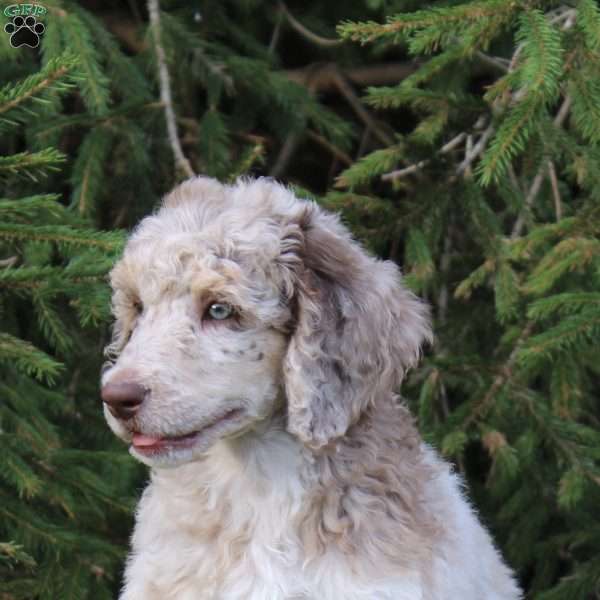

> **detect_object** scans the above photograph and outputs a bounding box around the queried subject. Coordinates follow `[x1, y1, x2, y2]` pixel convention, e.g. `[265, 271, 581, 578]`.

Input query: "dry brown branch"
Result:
[279, 3, 343, 48]
[328, 69, 394, 147]
[103, 13, 147, 53]
[307, 131, 353, 166]
[284, 62, 418, 92]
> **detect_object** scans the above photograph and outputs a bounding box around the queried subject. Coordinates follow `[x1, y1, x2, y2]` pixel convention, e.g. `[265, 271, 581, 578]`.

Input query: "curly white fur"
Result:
[102, 176, 522, 600]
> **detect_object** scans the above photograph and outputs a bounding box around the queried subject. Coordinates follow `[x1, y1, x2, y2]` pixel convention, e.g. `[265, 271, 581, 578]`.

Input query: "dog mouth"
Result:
[130, 408, 245, 455]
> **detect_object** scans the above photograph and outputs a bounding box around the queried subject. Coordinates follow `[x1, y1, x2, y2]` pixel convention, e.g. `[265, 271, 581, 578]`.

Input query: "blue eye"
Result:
[206, 302, 233, 320]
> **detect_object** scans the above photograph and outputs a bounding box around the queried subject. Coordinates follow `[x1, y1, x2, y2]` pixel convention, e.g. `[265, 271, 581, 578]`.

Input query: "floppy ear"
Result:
[281, 203, 432, 449]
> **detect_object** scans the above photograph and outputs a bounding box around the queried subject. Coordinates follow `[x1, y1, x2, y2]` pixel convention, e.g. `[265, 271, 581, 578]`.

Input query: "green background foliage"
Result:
[1, 0, 599, 598]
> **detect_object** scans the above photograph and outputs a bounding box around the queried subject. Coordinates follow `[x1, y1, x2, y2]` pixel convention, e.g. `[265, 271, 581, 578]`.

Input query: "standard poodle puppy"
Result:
[101, 177, 522, 600]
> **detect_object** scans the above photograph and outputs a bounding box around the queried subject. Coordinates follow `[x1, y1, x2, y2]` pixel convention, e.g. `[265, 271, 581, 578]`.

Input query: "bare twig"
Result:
[269, 133, 300, 178]
[382, 132, 467, 181]
[464, 134, 474, 178]
[508, 44, 524, 72]
[279, 3, 343, 48]
[147, 0, 195, 179]
[511, 96, 571, 238]
[306, 131, 353, 166]
[268, 9, 284, 55]
[475, 51, 510, 73]
[508, 164, 523, 195]
[329, 69, 394, 147]
[511, 172, 544, 238]
[549, 7, 577, 25]
[381, 160, 428, 181]
[355, 127, 372, 160]
[0, 256, 18, 268]
[456, 122, 494, 175]
[547, 160, 562, 222]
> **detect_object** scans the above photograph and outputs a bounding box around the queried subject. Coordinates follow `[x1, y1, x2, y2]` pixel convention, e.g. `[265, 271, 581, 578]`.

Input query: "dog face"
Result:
[102, 177, 431, 468]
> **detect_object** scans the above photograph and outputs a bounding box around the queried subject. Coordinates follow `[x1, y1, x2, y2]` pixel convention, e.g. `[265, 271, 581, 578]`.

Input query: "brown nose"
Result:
[101, 382, 146, 420]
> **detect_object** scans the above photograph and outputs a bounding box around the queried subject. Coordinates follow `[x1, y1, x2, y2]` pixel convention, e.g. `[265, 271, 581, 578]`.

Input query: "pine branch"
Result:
[0, 195, 65, 223]
[0, 53, 77, 118]
[61, 13, 111, 116]
[479, 9, 571, 186]
[32, 293, 74, 355]
[0, 333, 63, 383]
[0, 224, 124, 252]
[335, 145, 405, 187]
[70, 127, 113, 216]
[523, 237, 600, 296]
[0, 264, 111, 291]
[338, 1, 517, 44]
[0, 149, 66, 181]
[577, 0, 600, 52]
[527, 292, 600, 321]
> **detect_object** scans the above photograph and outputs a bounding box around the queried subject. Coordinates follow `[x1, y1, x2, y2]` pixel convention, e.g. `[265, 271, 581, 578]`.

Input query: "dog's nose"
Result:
[101, 382, 146, 420]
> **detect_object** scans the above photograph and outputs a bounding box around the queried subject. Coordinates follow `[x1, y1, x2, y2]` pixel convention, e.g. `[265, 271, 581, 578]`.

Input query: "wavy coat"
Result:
[102, 177, 522, 600]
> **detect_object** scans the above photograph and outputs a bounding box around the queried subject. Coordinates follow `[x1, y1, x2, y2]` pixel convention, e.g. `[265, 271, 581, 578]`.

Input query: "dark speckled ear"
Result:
[281, 202, 432, 449]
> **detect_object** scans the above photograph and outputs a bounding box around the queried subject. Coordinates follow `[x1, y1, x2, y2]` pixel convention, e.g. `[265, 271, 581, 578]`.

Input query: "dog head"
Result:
[101, 177, 431, 467]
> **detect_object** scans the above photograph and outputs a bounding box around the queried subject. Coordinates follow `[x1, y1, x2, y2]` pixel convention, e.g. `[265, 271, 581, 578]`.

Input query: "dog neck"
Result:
[151, 393, 440, 576]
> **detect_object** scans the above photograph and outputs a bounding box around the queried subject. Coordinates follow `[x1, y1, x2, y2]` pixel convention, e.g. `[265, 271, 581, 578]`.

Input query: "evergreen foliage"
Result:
[1, 0, 599, 597]
[0, 52, 134, 599]
[338, 3, 600, 597]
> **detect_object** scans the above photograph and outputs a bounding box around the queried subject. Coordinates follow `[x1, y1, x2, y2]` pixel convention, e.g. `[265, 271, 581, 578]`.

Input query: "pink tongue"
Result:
[132, 433, 162, 447]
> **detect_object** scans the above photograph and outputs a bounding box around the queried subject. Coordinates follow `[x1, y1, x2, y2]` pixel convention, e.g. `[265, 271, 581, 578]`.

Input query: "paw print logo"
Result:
[4, 15, 45, 48]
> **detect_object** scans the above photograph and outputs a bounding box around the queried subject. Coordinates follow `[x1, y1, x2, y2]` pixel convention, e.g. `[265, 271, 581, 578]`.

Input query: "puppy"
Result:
[102, 177, 521, 600]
